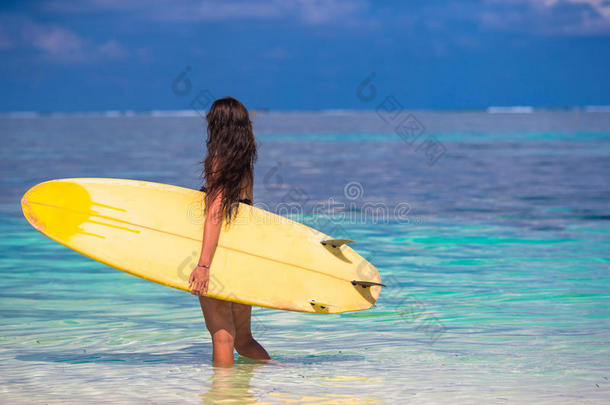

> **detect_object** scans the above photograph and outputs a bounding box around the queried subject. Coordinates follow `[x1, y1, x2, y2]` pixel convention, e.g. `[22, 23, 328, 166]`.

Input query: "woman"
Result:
[189, 97, 270, 366]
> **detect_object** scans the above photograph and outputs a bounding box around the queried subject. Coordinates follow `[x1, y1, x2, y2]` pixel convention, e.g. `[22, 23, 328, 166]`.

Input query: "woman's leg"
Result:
[231, 303, 270, 361]
[198, 296, 236, 367]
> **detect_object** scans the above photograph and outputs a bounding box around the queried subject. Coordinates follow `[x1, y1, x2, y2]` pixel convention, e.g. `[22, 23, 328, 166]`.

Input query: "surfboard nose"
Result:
[21, 182, 45, 231]
[21, 179, 96, 241]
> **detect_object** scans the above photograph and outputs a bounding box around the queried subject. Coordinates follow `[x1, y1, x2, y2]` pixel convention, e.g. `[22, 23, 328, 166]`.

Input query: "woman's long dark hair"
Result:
[202, 97, 257, 222]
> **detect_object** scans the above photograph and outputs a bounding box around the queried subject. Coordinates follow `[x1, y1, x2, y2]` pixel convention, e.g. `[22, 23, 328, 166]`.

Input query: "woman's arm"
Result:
[189, 189, 223, 296]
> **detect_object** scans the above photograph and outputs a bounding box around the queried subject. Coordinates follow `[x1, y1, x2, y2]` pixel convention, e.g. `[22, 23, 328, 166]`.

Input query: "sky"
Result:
[1, 0, 610, 112]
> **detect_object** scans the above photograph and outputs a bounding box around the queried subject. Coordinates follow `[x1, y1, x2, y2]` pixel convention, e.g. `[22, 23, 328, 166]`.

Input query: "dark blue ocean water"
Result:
[1, 111, 609, 403]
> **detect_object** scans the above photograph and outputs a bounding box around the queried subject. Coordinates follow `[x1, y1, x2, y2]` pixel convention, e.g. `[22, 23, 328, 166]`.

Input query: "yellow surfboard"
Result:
[21, 178, 383, 313]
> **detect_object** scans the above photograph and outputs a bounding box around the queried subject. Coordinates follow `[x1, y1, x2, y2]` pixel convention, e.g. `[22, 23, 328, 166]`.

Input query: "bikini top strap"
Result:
[200, 185, 252, 205]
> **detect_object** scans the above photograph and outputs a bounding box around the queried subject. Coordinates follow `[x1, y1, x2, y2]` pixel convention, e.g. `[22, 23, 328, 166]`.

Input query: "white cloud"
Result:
[554, 0, 610, 33]
[97, 39, 128, 59]
[42, 0, 145, 13]
[0, 14, 130, 63]
[546, 0, 610, 18]
[22, 19, 86, 62]
[293, 0, 368, 25]
[150, 1, 285, 22]
[481, 0, 610, 34]
[41, 0, 370, 26]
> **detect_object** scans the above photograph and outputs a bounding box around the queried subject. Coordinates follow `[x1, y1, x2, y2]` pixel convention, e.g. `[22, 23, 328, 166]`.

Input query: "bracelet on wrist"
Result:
[197, 263, 210, 269]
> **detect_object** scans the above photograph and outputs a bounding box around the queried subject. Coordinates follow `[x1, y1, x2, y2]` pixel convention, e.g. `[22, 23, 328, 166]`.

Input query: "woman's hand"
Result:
[189, 265, 210, 296]
[192, 185, 222, 297]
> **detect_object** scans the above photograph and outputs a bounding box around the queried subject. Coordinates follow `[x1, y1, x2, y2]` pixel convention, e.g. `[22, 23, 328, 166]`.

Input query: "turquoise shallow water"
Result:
[1, 112, 609, 403]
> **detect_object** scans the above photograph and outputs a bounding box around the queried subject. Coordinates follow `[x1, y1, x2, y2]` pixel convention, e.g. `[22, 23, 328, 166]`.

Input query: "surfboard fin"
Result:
[309, 299, 331, 311]
[351, 280, 387, 288]
[320, 239, 354, 248]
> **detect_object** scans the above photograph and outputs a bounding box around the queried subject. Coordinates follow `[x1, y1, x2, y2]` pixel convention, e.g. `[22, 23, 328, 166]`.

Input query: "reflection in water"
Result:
[264, 392, 379, 404]
[199, 360, 380, 404]
[200, 361, 261, 404]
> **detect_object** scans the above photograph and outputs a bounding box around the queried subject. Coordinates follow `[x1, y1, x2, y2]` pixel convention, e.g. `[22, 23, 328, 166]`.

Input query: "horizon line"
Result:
[2, 105, 610, 118]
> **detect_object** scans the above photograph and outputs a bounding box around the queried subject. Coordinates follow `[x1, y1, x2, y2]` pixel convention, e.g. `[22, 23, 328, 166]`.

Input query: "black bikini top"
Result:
[199, 186, 252, 206]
